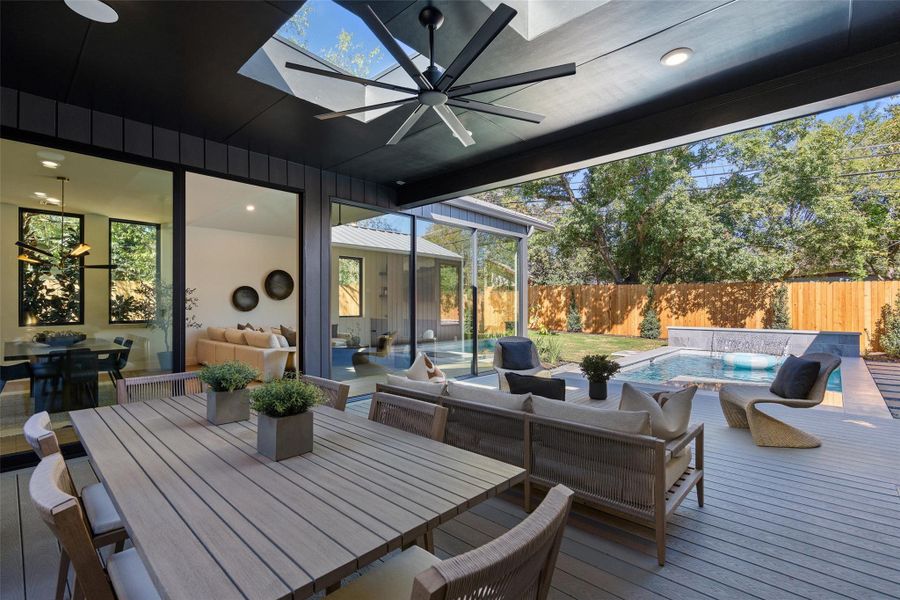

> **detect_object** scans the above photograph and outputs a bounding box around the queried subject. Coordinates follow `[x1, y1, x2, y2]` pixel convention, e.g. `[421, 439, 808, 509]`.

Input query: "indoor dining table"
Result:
[70, 395, 525, 599]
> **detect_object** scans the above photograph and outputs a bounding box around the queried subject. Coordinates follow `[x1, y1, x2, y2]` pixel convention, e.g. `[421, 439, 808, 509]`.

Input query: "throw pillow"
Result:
[280, 325, 297, 347]
[498, 340, 536, 370]
[385, 373, 446, 396]
[506, 373, 565, 401]
[244, 330, 278, 349]
[619, 382, 695, 440]
[207, 327, 226, 342]
[446, 380, 529, 411]
[529, 395, 651, 434]
[770, 355, 821, 399]
[274, 334, 290, 349]
[407, 352, 446, 382]
[224, 328, 245, 345]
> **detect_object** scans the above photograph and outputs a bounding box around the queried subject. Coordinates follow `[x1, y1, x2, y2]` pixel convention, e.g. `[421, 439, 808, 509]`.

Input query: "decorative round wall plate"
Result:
[265, 269, 294, 300]
[232, 286, 259, 311]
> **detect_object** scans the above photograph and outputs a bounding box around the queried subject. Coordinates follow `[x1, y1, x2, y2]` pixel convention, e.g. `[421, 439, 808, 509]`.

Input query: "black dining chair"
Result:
[63, 349, 99, 410]
[98, 339, 133, 385]
[31, 351, 66, 412]
[0, 361, 31, 395]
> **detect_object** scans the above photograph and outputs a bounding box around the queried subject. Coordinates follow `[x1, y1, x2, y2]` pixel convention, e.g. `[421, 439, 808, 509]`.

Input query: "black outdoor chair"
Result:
[0, 361, 31, 395]
[31, 351, 66, 412]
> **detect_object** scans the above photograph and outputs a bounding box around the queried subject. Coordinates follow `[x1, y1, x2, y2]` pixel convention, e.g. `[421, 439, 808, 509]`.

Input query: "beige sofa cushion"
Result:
[619, 382, 695, 440]
[385, 373, 446, 396]
[530, 395, 651, 435]
[446, 380, 529, 411]
[224, 328, 245, 345]
[207, 327, 227, 342]
[244, 330, 279, 349]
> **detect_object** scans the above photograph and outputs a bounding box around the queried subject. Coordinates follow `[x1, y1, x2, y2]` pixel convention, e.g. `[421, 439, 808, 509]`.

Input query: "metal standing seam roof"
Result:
[331, 225, 462, 260]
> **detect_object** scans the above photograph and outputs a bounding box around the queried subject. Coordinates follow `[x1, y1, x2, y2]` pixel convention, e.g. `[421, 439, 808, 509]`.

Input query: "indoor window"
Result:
[109, 219, 160, 323]
[338, 256, 363, 317]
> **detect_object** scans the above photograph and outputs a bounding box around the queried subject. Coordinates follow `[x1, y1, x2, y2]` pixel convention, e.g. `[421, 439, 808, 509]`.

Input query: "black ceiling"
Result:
[3, 0, 900, 205]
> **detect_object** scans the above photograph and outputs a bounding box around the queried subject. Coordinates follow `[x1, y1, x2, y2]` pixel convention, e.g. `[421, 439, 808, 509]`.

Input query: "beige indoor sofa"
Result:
[196, 327, 295, 380]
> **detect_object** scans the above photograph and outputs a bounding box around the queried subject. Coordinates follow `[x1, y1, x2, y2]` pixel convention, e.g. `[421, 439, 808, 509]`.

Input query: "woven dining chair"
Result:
[328, 484, 574, 600]
[30, 453, 160, 600]
[300, 374, 350, 411]
[116, 371, 203, 404]
[368, 392, 448, 442]
[24, 412, 128, 600]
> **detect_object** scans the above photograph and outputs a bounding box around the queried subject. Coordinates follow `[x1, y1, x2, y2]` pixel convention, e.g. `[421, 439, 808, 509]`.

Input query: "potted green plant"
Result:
[580, 354, 621, 400]
[199, 361, 258, 425]
[132, 283, 202, 370]
[250, 378, 323, 460]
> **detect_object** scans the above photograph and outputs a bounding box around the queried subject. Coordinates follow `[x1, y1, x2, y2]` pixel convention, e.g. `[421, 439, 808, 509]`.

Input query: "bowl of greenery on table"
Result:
[199, 361, 258, 425]
[580, 354, 621, 400]
[250, 378, 323, 460]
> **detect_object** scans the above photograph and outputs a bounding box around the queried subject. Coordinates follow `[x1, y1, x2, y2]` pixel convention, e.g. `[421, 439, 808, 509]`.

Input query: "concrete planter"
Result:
[206, 389, 250, 425]
[257, 411, 313, 461]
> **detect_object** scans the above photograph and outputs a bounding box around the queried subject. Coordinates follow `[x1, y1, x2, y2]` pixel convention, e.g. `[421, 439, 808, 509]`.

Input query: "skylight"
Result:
[239, 0, 428, 122]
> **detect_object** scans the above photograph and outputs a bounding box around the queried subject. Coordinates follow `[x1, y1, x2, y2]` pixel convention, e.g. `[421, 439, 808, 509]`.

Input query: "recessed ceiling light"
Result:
[660, 47, 693, 67]
[36, 150, 65, 161]
[64, 0, 118, 23]
[246, 205, 255, 212]
[34, 192, 47, 198]
[43, 197, 62, 206]
[395, 180, 406, 186]
[41, 161, 59, 169]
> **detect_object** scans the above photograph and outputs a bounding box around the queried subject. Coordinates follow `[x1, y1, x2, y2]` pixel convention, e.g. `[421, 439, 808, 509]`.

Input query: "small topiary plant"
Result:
[566, 289, 583, 332]
[769, 284, 791, 329]
[875, 295, 900, 358]
[250, 378, 322, 418]
[199, 361, 258, 392]
[639, 287, 661, 339]
[580, 354, 621, 382]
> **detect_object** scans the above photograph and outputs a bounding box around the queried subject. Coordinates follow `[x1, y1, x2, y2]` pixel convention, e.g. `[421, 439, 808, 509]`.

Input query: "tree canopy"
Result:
[479, 99, 899, 284]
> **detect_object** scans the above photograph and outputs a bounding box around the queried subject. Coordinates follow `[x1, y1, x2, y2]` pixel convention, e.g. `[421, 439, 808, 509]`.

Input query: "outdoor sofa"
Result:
[376, 376, 704, 565]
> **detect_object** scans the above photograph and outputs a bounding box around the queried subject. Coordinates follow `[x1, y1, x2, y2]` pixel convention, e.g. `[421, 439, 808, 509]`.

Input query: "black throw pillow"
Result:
[499, 340, 536, 370]
[506, 373, 565, 401]
[770, 355, 821, 399]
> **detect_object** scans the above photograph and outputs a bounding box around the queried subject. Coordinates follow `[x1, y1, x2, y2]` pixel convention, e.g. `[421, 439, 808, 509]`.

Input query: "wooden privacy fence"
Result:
[530, 280, 900, 352]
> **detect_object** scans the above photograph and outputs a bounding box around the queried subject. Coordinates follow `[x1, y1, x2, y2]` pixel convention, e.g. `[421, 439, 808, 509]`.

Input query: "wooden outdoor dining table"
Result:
[69, 395, 525, 599]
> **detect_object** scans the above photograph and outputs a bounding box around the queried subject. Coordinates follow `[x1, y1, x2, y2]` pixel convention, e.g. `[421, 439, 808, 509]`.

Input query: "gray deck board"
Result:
[3, 390, 899, 600]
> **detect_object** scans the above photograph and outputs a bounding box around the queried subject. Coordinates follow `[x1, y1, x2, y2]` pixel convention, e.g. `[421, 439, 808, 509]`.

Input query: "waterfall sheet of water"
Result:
[710, 331, 790, 357]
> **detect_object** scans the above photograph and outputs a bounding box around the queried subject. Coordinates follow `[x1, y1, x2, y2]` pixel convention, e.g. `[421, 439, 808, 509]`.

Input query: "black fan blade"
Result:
[315, 98, 418, 120]
[435, 3, 517, 91]
[448, 63, 576, 97]
[359, 5, 431, 90]
[447, 98, 544, 123]
[81, 264, 118, 269]
[285, 62, 419, 95]
[15, 240, 54, 258]
[434, 105, 475, 146]
[387, 104, 430, 145]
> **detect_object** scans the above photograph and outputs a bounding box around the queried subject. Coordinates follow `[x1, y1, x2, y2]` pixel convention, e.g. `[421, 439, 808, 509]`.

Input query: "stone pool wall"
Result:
[667, 326, 860, 357]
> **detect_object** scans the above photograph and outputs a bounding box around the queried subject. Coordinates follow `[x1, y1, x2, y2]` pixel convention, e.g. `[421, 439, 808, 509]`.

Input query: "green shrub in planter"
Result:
[580, 354, 621, 400]
[251, 378, 323, 460]
[200, 361, 258, 425]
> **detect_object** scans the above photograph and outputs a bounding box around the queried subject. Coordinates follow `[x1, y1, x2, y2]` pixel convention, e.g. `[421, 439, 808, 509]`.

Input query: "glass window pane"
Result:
[109, 220, 160, 324]
[477, 231, 518, 372]
[338, 257, 362, 317]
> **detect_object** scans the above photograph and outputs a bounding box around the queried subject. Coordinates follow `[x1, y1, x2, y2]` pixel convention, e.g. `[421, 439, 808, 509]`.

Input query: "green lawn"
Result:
[528, 331, 666, 365]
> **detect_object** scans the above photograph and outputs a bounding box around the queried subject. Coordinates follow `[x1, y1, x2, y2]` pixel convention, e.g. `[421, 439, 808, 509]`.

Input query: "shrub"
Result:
[199, 361, 258, 392]
[769, 284, 791, 329]
[639, 287, 661, 339]
[530, 331, 563, 365]
[566, 289, 583, 332]
[250, 378, 323, 418]
[875, 295, 900, 358]
[580, 354, 621, 382]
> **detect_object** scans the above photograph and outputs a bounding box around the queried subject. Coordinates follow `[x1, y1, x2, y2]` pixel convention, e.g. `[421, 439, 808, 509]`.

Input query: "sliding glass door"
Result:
[475, 231, 518, 373]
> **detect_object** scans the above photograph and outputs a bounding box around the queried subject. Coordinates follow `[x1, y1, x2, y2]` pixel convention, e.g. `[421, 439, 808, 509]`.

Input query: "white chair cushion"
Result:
[619, 382, 695, 440]
[446, 380, 529, 411]
[529, 395, 651, 435]
[81, 482, 123, 535]
[385, 373, 446, 396]
[407, 352, 445, 382]
[107, 548, 161, 600]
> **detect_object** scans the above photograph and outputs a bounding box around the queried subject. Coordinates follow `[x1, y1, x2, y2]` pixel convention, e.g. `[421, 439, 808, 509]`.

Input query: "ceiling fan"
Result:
[285, 3, 576, 147]
[16, 176, 118, 270]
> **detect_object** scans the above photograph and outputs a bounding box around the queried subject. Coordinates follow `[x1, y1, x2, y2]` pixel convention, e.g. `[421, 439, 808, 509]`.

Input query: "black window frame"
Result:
[337, 255, 363, 318]
[18, 206, 86, 327]
[108, 217, 162, 324]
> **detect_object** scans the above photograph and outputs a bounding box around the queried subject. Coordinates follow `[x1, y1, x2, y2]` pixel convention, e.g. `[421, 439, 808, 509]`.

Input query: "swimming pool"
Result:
[615, 351, 842, 392]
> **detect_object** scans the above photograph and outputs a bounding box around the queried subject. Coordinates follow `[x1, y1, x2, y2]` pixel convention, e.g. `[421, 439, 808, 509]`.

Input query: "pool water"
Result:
[616, 353, 842, 392]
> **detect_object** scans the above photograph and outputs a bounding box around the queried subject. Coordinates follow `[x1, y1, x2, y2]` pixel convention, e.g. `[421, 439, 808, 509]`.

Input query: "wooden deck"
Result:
[867, 359, 900, 418]
[3, 385, 899, 599]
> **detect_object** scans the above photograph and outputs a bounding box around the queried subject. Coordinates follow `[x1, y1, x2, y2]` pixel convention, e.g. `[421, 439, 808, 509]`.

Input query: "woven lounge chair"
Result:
[719, 352, 841, 448]
[493, 336, 551, 392]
